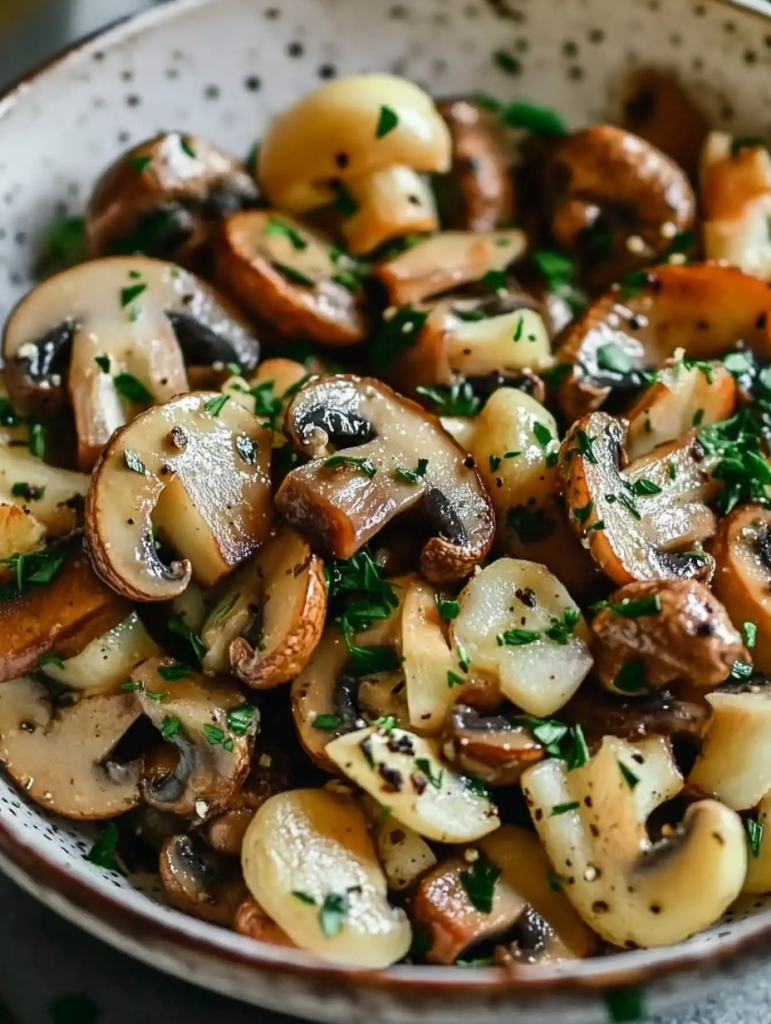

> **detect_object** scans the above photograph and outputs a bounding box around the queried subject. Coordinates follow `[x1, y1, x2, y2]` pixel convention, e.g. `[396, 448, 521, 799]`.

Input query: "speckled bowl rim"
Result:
[2, 0, 771, 1002]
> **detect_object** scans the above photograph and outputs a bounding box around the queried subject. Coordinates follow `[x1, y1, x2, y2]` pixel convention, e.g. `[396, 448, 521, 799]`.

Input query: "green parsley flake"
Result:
[500, 99, 567, 137]
[114, 373, 154, 404]
[94, 354, 111, 374]
[324, 455, 377, 478]
[747, 815, 764, 858]
[618, 759, 640, 790]
[447, 670, 465, 688]
[39, 652, 65, 670]
[376, 105, 399, 138]
[227, 705, 256, 736]
[130, 155, 153, 173]
[493, 49, 521, 75]
[414, 757, 443, 790]
[497, 628, 541, 646]
[319, 892, 349, 938]
[274, 262, 315, 287]
[459, 855, 501, 913]
[120, 282, 147, 308]
[744, 621, 758, 649]
[11, 482, 45, 502]
[161, 716, 182, 741]
[313, 714, 342, 731]
[86, 822, 120, 870]
[124, 450, 146, 475]
[550, 801, 580, 816]
[596, 342, 633, 375]
[263, 217, 308, 250]
[604, 986, 646, 1023]
[436, 595, 460, 621]
[204, 394, 229, 417]
[614, 660, 646, 693]
[29, 422, 47, 460]
[180, 136, 197, 158]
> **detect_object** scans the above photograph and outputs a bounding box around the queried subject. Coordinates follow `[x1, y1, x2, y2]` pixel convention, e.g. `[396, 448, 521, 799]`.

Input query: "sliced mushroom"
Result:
[0, 678, 141, 818]
[712, 505, 771, 673]
[480, 826, 599, 959]
[276, 375, 494, 582]
[241, 787, 412, 966]
[522, 735, 746, 948]
[257, 74, 450, 254]
[623, 355, 736, 461]
[442, 705, 544, 786]
[0, 546, 131, 683]
[40, 612, 161, 696]
[545, 125, 695, 291]
[0, 505, 45, 566]
[689, 687, 771, 810]
[86, 392, 272, 601]
[554, 263, 771, 422]
[326, 722, 500, 843]
[234, 896, 296, 946]
[434, 97, 515, 232]
[3, 257, 259, 468]
[384, 296, 553, 395]
[133, 657, 259, 817]
[87, 133, 261, 268]
[201, 525, 326, 689]
[159, 834, 247, 926]
[374, 230, 525, 307]
[701, 133, 771, 280]
[0, 441, 89, 537]
[561, 685, 710, 745]
[592, 579, 746, 695]
[452, 558, 593, 718]
[559, 413, 718, 585]
[620, 68, 709, 180]
[216, 211, 367, 346]
[413, 856, 527, 964]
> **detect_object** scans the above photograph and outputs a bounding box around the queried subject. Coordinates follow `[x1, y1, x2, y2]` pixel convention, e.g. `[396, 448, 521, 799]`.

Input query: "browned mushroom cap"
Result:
[434, 98, 515, 232]
[0, 546, 131, 683]
[0, 679, 141, 818]
[159, 834, 248, 926]
[545, 125, 695, 291]
[2, 257, 259, 469]
[201, 525, 327, 689]
[235, 897, 296, 947]
[383, 291, 551, 396]
[216, 210, 367, 347]
[412, 856, 526, 964]
[87, 133, 261, 269]
[441, 705, 544, 786]
[559, 413, 718, 585]
[554, 263, 771, 423]
[276, 375, 494, 582]
[620, 69, 709, 180]
[592, 579, 746, 695]
[86, 392, 273, 602]
[712, 504, 771, 673]
[133, 657, 259, 818]
[374, 230, 525, 307]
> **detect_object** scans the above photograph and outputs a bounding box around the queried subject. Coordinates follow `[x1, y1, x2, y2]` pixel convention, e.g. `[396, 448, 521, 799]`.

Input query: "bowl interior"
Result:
[2, 0, 771, 1014]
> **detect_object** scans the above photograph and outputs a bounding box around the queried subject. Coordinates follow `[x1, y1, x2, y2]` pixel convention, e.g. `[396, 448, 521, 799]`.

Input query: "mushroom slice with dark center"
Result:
[412, 855, 527, 965]
[381, 292, 553, 394]
[216, 210, 367, 346]
[592, 579, 746, 695]
[0, 678, 141, 818]
[712, 504, 771, 673]
[0, 546, 131, 683]
[86, 132, 261, 268]
[85, 392, 272, 601]
[3, 257, 259, 469]
[276, 375, 494, 582]
[554, 263, 771, 422]
[200, 525, 327, 689]
[559, 413, 719, 585]
[133, 656, 259, 817]
[544, 125, 695, 291]
[433, 97, 516, 232]
[523, 735, 746, 948]
[442, 705, 544, 786]
[374, 230, 525, 307]
[159, 834, 248, 926]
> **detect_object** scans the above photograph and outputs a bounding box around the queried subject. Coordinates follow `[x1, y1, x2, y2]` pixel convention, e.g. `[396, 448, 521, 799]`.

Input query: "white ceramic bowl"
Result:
[3, 1, 771, 1020]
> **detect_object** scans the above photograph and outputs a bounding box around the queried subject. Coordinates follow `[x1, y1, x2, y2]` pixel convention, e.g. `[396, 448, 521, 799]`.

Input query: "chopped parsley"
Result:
[499, 99, 567, 136]
[263, 217, 308, 250]
[120, 282, 147, 308]
[614, 660, 646, 693]
[319, 892, 349, 938]
[274, 262, 315, 287]
[86, 822, 120, 870]
[447, 670, 465, 688]
[326, 549, 400, 637]
[11, 482, 45, 501]
[744, 621, 758, 649]
[323, 455, 377, 478]
[371, 305, 429, 367]
[376, 104, 399, 138]
[618, 493, 641, 520]
[595, 595, 662, 619]
[618, 760, 640, 791]
[575, 428, 598, 465]
[331, 180, 359, 217]
[204, 394, 229, 417]
[415, 381, 480, 417]
[747, 815, 764, 858]
[605, 986, 646, 1023]
[292, 890, 316, 905]
[161, 716, 182, 741]
[114, 373, 154, 404]
[124, 450, 146, 475]
[436, 595, 460, 621]
[459, 855, 501, 913]
[573, 500, 595, 524]
[312, 714, 342, 731]
[29, 422, 47, 460]
[227, 705, 256, 736]
[483, 269, 508, 294]
[0, 548, 64, 600]
[596, 342, 633, 375]
[628, 478, 662, 497]
[94, 354, 111, 374]
[129, 155, 153, 172]
[414, 757, 443, 790]
[507, 503, 554, 543]
[497, 628, 541, 646]
[550, 801, 580, 816]
[731, 660, 753, 681]
[180, 136, 197, 158]
[39, 652, 65, 671]
[343, 636, 399, 674]
[202, 724, 234, 753]
[394, 458, 428, 484]
[157, 662, 193, 682]
[489, 454, 502, 472]
[493, 49, 522, 75]
[168, 614, 207, 663]
[545, 608, 580, 645]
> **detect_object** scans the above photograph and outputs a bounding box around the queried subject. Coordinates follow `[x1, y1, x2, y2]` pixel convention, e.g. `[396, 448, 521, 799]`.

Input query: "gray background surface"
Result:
[0, 2, 770, 1021]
